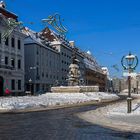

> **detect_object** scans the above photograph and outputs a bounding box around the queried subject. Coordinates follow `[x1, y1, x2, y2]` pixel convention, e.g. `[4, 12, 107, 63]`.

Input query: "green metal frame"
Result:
[2, 18, 22, 41]
[42, 13, 68, 35]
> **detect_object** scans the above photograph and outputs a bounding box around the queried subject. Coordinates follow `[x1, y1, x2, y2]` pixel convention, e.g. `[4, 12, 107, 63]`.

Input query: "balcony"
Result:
[0, 64, 15, 70]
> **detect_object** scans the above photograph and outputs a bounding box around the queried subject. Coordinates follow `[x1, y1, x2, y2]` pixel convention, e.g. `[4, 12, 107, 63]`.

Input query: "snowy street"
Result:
[78, 94, 140, 133]
[0, 92, 118, 111]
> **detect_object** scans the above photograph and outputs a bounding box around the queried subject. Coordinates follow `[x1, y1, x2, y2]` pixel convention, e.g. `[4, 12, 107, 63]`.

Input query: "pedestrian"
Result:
[5, 88, 11, 96]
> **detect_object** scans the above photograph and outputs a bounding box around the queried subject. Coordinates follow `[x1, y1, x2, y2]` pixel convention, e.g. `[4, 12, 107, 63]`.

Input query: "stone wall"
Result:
[51, 86, 99, 93]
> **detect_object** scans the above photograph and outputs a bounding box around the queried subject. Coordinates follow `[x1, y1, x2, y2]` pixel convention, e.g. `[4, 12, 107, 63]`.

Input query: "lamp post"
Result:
[29, 78, 32, 95]
[121, 52, 138, 113]
[29, 66, 36, 95]
[136, 75, 139, 94]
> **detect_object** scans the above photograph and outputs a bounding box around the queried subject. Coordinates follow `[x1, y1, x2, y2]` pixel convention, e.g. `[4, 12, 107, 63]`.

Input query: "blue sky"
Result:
[5, 0, 140, 77]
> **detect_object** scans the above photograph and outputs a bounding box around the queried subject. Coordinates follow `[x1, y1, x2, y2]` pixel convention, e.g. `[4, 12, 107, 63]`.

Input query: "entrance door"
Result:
[0, 76, 4, 96]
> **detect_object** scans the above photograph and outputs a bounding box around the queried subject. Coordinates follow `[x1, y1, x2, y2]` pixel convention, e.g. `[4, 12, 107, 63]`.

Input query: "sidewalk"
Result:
[77, 95, 140, 133]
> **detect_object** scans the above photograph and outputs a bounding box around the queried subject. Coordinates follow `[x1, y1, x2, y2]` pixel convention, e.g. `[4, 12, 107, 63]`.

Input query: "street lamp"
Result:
[121, 52, 138, 113]
[29, 78, 32, 95]
[136, 75, 139, 94]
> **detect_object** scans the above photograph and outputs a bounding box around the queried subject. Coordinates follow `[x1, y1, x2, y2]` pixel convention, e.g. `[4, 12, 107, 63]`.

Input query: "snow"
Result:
[106, 99, 140, 116]
[0, 92, 118, 111]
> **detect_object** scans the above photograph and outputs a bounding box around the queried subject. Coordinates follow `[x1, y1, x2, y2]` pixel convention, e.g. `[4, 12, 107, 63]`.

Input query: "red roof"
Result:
[41, 27, 57, 42]
[0, 7, 18, 20]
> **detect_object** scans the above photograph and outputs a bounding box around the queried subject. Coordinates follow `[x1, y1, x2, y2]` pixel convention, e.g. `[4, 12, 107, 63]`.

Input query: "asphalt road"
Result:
[0, 98, 140, 140]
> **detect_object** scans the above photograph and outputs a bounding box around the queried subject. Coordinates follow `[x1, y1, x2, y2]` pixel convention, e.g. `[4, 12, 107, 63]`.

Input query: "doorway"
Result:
[0, 76, 4, 96]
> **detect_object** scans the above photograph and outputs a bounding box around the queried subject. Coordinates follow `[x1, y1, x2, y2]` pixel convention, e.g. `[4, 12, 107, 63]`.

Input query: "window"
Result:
[11, 37, 15, 47]
[18, 59, 21, 69]
[18, 80, 21, 90]
[5, 56, 8, 65]
[0, 55, 1, 64]
[18, 39, 21, 49]
[11, 79, 15, 90]
[36, 48, 39, 55]
[11, 58, 15, 68]
[5, 37, 9, 46]
[0, 33, 1, 44]
[42, 72, 44, 77]
[36, 67, 39, 75]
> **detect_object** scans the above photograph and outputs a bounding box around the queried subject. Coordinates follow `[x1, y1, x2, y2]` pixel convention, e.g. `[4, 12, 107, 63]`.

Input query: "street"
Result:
[0, 101, 140, 140]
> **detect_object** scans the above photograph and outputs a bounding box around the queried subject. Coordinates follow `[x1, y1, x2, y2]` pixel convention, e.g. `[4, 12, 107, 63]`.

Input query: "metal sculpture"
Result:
[2, 18, 22, 41]
[42, 13, 68, 34]
[112, 64, 119, 72]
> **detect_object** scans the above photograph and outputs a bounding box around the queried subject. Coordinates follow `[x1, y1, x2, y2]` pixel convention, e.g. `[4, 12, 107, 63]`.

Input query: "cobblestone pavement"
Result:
[0, 104, 140, 140]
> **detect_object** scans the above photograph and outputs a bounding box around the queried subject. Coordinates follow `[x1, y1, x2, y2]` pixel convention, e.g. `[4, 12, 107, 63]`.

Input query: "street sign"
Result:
[123, 72, 137, 77]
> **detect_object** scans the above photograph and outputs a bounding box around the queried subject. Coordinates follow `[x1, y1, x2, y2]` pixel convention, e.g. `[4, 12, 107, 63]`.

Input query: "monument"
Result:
[51, 48, 99, 93]
[67, 48, 81, 86]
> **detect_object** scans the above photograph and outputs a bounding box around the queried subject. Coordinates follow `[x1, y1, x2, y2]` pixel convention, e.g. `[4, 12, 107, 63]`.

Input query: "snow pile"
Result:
[0, 92, 119, 111]
[107, 100, 140, 116]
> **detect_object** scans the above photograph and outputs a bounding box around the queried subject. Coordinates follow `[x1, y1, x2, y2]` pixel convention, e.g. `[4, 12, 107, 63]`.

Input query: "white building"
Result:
[0, 3, 25, 95]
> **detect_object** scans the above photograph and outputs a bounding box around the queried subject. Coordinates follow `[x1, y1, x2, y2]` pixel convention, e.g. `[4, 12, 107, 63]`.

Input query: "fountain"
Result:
[51, 48, 99, 93]
[67, 53, 81, 86]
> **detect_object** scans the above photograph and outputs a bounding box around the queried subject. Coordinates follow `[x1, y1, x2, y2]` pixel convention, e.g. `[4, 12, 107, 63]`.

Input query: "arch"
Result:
[0, 76, 4, 96]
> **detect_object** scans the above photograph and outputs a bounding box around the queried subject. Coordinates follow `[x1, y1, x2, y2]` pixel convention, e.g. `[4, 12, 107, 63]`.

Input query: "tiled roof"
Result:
[0, 7, 18, 20]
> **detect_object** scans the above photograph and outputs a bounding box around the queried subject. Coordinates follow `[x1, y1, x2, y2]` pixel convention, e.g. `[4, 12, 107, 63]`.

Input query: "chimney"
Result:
[69, 41, 74, 47]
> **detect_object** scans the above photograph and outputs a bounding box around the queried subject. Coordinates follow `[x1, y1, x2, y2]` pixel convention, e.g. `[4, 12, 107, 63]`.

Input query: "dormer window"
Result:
[0, 1, 6, 8]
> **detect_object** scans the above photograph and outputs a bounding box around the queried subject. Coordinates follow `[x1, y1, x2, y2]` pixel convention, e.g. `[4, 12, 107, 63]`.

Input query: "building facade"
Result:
[41, 27, 85, 86]
[23, 27, 107, 94]
[0, 4, 25, 95]
[23, 27, 60, 94]
[83, 51, 106, 91]
[102, 67, 113, 92]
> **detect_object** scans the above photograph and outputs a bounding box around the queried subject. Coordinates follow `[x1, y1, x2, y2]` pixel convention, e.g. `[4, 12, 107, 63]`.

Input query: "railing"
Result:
[0, 64, 15, 70]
